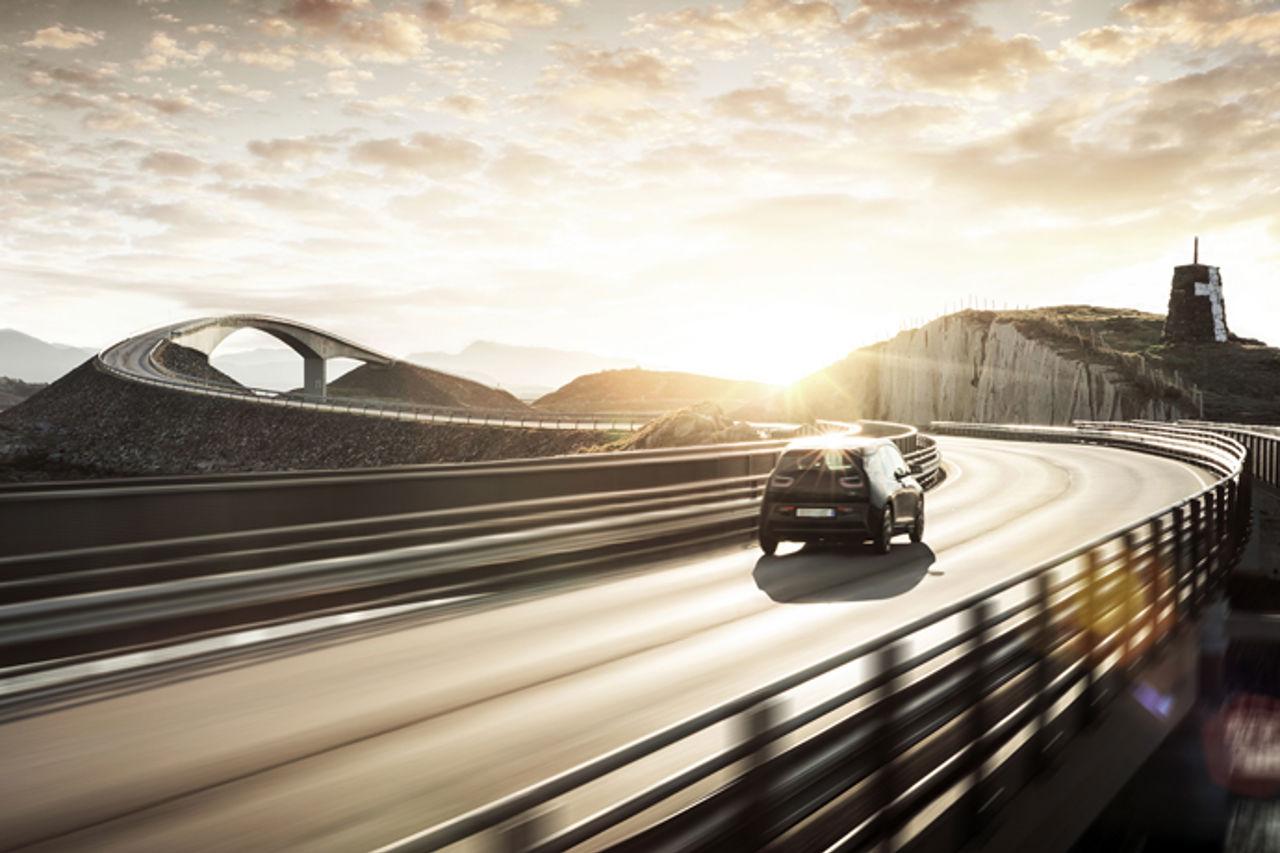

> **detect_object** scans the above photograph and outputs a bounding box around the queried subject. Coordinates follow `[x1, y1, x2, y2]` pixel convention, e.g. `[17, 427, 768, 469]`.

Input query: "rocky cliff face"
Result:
[750, 312, 1195, 425]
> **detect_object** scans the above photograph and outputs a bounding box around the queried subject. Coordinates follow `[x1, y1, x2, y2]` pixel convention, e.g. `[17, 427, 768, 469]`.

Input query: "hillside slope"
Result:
[326, 362, 530, 411]
[0, 362, 592, 480]
[745, 306, 1280, 425]
[536, 368, 775, 414]
[0, 377, 46, 411]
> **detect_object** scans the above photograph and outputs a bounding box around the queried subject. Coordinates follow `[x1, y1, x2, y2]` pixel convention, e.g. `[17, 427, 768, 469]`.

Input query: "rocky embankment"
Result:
[744, 308, 1242, 425]
[591, 403, 762, 451]
[0, 361, 598, 480]
[153, 340, 243, 385]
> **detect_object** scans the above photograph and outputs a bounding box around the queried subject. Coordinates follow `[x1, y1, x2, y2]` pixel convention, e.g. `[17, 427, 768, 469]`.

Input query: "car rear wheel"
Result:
[872, 505, 893, 555]
[759, 528, 778, 556]
[910, 506, 925, 543]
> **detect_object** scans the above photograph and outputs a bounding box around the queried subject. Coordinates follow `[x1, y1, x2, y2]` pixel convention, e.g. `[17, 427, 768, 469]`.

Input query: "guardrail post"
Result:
[1147, 517, 1164, 657]
[1120, 531, 1140, 679]
[869, 642, 904, 848]
[1205, 489, 1218, 592]
[1189, 499, 1204, 616]
[739, 699, 781, 848]
[1214, 483, 1227, 586]
[963, 600, 994, 840]
[1030, 573, 1054, 774]
[497, 807, 557, 852]
[1171, 505, 1186, 627]
[1082, 549, 1102, 726]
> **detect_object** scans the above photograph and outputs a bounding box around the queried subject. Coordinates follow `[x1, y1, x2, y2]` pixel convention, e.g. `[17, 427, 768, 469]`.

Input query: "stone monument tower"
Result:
[1163, 237, 1229, 343]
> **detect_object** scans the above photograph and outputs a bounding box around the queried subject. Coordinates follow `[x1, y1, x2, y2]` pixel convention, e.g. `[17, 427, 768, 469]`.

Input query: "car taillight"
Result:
[838, 476, 863, 490]
[770, 474, 795, 488]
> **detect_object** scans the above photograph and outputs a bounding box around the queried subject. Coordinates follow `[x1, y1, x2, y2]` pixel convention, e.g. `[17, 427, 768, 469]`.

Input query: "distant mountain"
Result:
[0, 376, 47, 411]
[407, 341, 638, 400]
[0, 330, 96, 383]
[535, 368, 777, 414]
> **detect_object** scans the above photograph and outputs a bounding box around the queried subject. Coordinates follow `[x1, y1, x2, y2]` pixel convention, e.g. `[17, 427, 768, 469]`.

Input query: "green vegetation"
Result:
[986, 306, 1280, 423]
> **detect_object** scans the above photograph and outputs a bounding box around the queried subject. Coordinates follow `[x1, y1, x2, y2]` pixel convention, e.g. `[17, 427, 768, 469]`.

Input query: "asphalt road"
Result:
[0, 436, 1216, 852]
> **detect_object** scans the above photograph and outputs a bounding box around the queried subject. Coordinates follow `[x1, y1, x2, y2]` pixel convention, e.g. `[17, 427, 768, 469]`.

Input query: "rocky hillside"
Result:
[153, 341, 243, 385]
[744, 306, 1280, 425]
[536, 368, 775, 414]
[0, 377, 46, 411]
[591, 403, 763, 451]
[326, 361, 529, 411]
[0, 362, 596, 481]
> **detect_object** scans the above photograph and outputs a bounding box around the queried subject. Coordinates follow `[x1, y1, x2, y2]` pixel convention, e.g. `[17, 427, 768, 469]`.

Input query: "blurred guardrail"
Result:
[379, 421, 1255, 853]
[0, 424, 940, 667]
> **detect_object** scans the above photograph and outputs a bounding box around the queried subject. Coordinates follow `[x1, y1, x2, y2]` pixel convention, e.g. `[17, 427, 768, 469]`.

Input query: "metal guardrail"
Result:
[0, 424, 941, 668]
[1171, 421, 1280, 487]
[377, 421, 1255, 853]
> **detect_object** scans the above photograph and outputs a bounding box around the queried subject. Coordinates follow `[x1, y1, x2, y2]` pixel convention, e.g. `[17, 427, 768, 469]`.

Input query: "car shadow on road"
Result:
[752, 542, 936, 604]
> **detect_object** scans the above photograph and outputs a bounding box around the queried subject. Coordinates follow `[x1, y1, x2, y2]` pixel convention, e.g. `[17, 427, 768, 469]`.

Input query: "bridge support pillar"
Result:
[304, 357, 326, 398]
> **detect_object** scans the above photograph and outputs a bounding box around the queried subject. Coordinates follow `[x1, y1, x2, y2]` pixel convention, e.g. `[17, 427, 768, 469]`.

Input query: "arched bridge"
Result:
[105, 314, 393, 399]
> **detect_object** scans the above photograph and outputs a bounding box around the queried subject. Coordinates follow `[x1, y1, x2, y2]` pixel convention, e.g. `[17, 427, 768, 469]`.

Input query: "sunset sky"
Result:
[2, 0, 1278, 382]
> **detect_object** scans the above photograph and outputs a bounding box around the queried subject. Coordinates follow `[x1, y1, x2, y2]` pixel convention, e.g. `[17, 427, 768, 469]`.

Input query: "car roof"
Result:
[782, 434, 895, 454]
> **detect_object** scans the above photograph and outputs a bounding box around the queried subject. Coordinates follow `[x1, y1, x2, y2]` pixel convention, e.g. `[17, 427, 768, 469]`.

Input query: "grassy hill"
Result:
[535, 368, 776, 414]
[325, 362, 531, 411]
[996, 305, 1280, 422]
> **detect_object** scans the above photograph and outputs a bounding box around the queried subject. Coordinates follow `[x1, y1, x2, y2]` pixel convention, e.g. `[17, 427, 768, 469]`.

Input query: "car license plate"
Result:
[797, 507, 836, 518]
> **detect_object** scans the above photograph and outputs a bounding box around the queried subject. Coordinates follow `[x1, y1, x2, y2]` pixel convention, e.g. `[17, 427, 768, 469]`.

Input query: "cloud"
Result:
[0, 134, 44, 163]
[632, 0, 840, 53]
[135, 32, 216, 71]
[349, 132, 485, 175]
[1121, 0, 1280, 55]
[230, 46, 298, 70]
[247, 137, 331, 164]
[710, 84, 829, 124]
[279, 1, 428, 61]
[339, 11, 428, 61]
[487, 145, 565, 189]
[1061, 25, 1157, 66]
[22, 61, 117, 89]
[545, 43, 687, 104]
[469, 0, 561, 27]
[23, 25, 104, 50]
[433, 16, 510, 49]
[282, 0, 371, 29]
[140, 151, 206, 176]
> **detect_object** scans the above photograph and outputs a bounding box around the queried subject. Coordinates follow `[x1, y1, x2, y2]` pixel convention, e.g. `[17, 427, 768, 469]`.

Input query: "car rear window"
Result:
[777, 449, 859, 474]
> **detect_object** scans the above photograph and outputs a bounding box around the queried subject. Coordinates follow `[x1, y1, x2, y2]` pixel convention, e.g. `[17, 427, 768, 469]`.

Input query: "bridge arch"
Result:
[164, 315, 393, 397]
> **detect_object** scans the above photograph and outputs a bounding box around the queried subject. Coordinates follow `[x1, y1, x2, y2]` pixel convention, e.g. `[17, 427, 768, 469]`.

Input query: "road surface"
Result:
[0, 436, 1216, 852]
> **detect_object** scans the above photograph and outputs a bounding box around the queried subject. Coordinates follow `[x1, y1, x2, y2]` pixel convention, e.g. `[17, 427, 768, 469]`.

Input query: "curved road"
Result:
[0, 436, 1216, 852]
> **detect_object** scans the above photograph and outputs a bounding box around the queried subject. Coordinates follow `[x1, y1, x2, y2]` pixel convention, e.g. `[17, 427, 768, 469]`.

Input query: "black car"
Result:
[758, 436, 924, 556]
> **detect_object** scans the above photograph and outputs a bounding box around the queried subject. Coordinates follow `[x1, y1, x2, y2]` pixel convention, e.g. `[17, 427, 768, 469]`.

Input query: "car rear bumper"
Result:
[761, 502, 874, 539]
